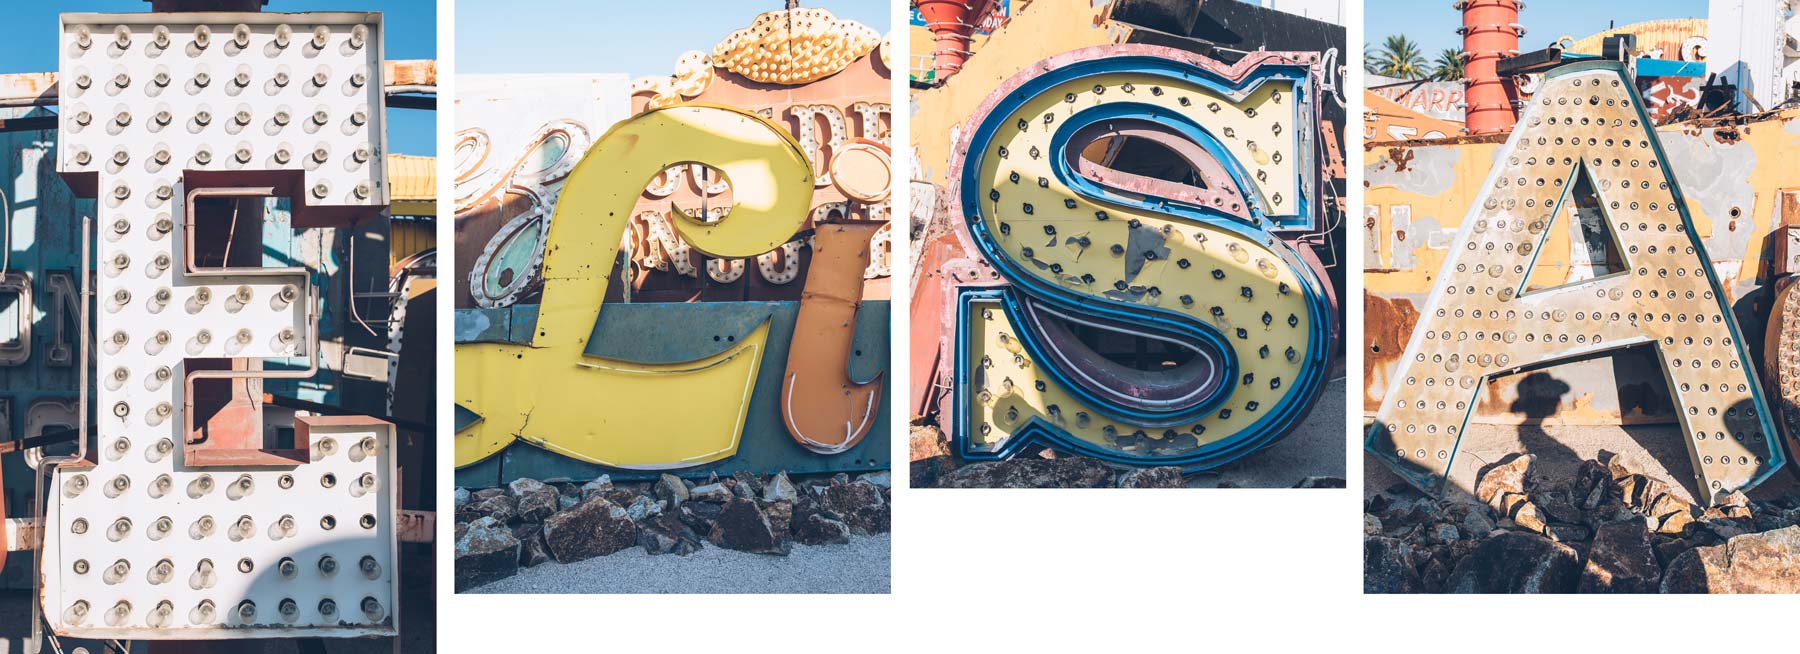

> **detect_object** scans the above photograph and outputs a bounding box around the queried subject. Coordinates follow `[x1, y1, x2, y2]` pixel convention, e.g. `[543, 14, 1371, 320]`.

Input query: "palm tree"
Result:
[1371, 35, 1427, 80]
[1430, 48, 1464, 81]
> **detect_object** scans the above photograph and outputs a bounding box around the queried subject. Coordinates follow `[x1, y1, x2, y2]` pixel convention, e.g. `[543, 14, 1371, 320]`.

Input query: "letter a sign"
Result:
[1366, 62, 1785, 505]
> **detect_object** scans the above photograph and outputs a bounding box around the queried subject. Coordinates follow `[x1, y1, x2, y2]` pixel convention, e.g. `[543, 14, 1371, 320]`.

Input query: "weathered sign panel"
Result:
[44, 13, 399, 638]
[929, 44, 1340, 469]
[452, 8, 893, 484]
[1366, 61, 1784, 504]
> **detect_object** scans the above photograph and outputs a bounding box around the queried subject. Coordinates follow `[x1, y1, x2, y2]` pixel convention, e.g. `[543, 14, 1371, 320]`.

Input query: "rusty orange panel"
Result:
[384, 59, 437, 86]
[782, 222, 885, 453]
[908, 230, 960, 418]
[183, 359, 306, 467]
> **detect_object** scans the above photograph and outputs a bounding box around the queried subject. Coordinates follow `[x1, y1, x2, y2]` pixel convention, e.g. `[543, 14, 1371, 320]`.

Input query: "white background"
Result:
[430, 1, 1800, 650]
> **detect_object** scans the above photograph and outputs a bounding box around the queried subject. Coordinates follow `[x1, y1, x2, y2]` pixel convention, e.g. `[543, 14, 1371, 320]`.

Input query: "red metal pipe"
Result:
[917, 0, 976, 81]
[1457, 0, 1523, 134]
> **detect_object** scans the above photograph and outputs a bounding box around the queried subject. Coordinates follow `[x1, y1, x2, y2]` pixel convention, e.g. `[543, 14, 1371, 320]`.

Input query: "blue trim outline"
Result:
[947, 52, 1336, 470]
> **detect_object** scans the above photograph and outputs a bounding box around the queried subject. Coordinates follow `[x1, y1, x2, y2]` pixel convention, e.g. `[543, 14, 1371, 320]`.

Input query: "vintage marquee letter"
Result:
[454, 105, 815, 469]
[950, 45, 1335, 469]
[1366, 62, 1784, 504]
[47, 15, 397, 639]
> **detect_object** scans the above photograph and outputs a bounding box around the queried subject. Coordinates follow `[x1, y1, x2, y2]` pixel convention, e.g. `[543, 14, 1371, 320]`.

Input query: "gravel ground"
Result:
[466, 534, 891, 594]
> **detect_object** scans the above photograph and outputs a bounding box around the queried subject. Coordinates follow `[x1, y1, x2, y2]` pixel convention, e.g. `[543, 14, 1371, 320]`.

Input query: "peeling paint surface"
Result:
[1663, 129, 1757, 262]
[1366, 102, 1800, 426]
[1365, 146, 1461, 197]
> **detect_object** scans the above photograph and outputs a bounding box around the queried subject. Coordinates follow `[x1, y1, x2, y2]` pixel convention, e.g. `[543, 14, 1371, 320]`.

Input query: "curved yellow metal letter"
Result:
[455, 104, 815, 469]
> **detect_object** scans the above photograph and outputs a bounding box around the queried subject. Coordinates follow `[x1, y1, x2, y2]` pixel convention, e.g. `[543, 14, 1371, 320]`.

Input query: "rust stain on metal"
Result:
[397, 509, 435, 543]
[383, 59, 437, 86]
[5, 518, 41, 552]
[0, 71, 57, 102]
[1362, 293, 1418, 405]
[1385, 147, 1415, 173]
[1365, 131, 1511, 149]
[907, 228, 964, 418]
[1320, 120, 1346, 179]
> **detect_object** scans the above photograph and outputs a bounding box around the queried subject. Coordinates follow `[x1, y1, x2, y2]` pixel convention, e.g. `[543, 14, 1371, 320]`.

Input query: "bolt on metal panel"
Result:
[44, 12, 396, 639]
[1366, 61, 1784, 505]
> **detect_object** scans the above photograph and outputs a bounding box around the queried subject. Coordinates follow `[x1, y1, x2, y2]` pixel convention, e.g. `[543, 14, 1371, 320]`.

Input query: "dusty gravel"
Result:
[465, 534, 892, 594]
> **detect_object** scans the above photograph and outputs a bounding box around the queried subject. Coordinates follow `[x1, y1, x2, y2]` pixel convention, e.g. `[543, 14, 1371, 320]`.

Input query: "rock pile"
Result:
[1364, 452, 1800, 593]
[453, 470, 891, 592]
[910, 424, 1344, 489]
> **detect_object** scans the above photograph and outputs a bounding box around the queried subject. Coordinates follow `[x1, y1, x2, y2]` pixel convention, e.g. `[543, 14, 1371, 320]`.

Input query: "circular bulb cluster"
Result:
[709, 8, 880, 85]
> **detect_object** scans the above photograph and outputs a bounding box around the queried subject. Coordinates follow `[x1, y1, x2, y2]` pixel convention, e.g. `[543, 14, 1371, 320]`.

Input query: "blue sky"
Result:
[457, 0, 890, 77]
[0, 1, 436, 155]
[1367, 0, 1704, 58]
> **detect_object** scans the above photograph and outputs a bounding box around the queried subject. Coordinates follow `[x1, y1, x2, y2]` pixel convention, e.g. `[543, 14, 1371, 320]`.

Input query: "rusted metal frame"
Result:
[1063, 122, 1252, 221]
[907, 226, 994, 419]
[1318, 120, 1346, 179]
[1363, 105, 1800, 151]
[465, 187, 550, 308]
[4, 518, 38, 552]
[180, 186, 322, 466]
[930, 259, 997, 431]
